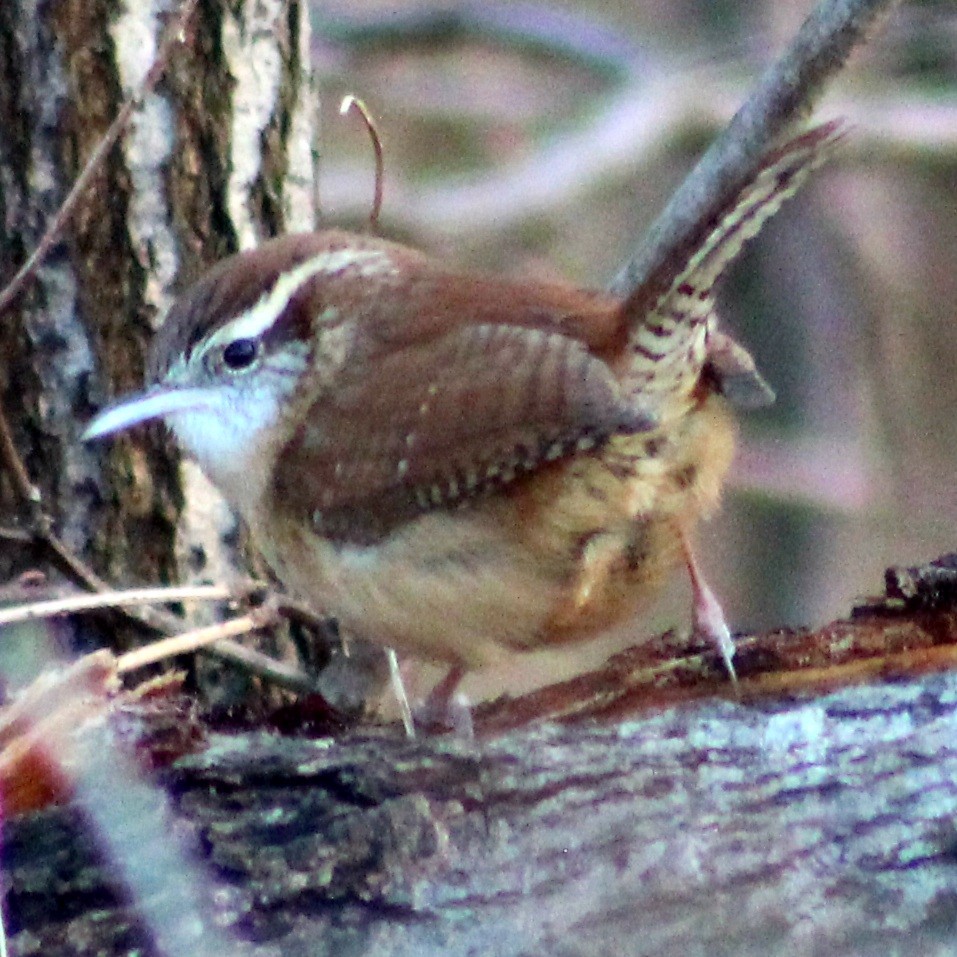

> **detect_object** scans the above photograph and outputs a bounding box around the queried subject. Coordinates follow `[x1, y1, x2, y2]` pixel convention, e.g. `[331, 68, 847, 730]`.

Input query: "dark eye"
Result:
[222, 338, 258, 370]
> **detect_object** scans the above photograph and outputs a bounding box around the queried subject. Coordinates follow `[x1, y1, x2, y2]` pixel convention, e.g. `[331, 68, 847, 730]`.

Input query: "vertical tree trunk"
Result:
[0, 0, 316, 651]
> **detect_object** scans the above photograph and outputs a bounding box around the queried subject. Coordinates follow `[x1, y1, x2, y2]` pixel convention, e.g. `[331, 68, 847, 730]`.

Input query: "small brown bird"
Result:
[85, 122, 841, 718]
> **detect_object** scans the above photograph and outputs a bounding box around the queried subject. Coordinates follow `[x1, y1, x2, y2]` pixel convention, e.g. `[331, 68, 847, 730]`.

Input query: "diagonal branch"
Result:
[610, 0, 902, 304]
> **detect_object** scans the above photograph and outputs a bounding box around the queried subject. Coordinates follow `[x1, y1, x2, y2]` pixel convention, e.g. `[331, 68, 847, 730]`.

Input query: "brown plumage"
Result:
[92, 121, 845, 715]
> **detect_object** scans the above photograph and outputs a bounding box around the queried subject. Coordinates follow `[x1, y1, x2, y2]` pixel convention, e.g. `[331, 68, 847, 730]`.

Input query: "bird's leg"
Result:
[385, 648, 415, 739]
[681, 533, 737, 681]
[417, 665, 473, 739]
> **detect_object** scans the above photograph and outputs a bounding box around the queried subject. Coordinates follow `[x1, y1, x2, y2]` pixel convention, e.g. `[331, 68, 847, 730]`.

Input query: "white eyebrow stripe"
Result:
[206, 247, 394, 349]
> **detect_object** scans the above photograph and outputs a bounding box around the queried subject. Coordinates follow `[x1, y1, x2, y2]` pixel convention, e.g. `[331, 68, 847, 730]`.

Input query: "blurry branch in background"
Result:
[610, 0, 902, 300]
[317, 0, 950, 239]
[320, 82, 955, 238]
[730, 434, 878, 513]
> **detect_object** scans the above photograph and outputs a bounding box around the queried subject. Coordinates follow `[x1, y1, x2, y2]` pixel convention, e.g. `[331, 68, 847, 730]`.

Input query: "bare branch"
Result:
[0, 404, 39, 507]
[610, 0, 903, 301]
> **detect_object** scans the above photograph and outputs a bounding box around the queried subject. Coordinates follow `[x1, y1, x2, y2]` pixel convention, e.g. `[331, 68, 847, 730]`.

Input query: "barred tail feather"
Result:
[621, 120, 846, 405]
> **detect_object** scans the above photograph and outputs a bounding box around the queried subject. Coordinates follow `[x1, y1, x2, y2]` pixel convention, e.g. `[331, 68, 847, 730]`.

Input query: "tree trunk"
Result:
[0, 0, 316, 654]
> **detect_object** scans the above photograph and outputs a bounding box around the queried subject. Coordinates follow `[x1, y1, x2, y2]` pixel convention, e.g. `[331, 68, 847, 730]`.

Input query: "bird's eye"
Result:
[222, 338, 258, 370]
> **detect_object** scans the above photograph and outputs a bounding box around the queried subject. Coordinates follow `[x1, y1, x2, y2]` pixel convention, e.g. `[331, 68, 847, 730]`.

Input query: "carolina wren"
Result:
[84, 123, 841, 711]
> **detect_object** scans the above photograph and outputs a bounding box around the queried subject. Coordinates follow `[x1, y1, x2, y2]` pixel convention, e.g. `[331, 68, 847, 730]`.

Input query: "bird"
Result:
[84, 121, 843, 725]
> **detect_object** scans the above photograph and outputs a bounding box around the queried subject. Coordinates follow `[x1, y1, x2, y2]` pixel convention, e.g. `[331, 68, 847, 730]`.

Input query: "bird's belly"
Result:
[257, 506, 569, 669]
[256, 397, 735, 669]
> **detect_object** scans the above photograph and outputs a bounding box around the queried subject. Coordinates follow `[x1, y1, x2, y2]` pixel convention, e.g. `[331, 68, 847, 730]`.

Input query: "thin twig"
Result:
[0, 423, 122, 593]
[39, 535, 119, 594]
[340, 94, 385, 232]
[0, 584, 238, 629]
[0, 533, 322, 695]
[201, 634, 324, 695]
[0, 406, 38, 506]
[0, 0, 199, 318]
[275, 596, 334, 633]
[116, 612, 274, 674]
[386, 649, 415, 739]
[0, 571, 322, 694]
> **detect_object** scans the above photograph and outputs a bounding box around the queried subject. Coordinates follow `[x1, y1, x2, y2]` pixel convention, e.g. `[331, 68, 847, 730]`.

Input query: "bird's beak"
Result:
[82, 386, 218, 441]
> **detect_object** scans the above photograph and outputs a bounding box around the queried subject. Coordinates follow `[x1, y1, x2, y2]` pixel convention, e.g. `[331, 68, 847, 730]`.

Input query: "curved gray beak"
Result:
[82, 387, 217, 441]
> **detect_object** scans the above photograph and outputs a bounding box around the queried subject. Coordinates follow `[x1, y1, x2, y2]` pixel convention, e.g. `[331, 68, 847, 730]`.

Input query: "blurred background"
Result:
[307, 0, 957, 700]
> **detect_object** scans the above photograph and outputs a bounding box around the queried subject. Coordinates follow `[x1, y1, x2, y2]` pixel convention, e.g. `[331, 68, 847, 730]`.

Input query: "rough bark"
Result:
[0, 0, 317, 650]
[7, 598, 957, 957]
